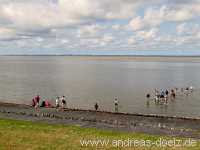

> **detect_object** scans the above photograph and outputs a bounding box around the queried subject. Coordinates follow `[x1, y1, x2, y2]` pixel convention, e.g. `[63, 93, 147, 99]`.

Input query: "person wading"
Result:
[146, 93, 150, 106]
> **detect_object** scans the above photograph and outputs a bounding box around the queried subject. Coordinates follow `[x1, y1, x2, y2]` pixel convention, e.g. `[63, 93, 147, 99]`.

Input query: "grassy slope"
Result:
[0, 118, 199, 150]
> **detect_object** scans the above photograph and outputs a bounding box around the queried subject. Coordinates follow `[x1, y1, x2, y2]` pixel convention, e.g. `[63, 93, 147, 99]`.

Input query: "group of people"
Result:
[31, 86, 194, 112]
[146, 86, 194, 105]
[31, 95, 66, 111]
[55, 96, 66, 110]
[32, 95, 41, 109]
[32, 94, 119, 113]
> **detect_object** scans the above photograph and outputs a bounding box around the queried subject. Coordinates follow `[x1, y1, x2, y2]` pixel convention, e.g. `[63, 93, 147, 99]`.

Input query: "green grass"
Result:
[0, 118, 199, 150]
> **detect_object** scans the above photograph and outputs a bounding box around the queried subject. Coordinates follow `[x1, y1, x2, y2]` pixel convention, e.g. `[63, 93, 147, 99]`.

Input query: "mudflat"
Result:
[62, 56, 200, 62]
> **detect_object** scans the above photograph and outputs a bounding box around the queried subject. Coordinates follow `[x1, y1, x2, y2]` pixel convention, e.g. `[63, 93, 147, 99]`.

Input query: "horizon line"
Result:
[1, 54, 200, 57]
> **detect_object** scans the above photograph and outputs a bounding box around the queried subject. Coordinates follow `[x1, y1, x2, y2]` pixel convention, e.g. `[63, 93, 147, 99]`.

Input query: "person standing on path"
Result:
[35, 95, 40, 110]
[55, 96, 60, 108]
[114, 98, 119, 113]
[94, 102, 99, 111]
[61, 96, 66, 111]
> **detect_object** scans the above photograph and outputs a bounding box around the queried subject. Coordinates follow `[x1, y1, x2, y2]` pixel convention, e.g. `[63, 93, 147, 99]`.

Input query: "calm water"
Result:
[0, 56, 200, 117]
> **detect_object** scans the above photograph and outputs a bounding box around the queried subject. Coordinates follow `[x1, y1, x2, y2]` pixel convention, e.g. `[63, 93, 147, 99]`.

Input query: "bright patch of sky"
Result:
[0, 0, 200, 55]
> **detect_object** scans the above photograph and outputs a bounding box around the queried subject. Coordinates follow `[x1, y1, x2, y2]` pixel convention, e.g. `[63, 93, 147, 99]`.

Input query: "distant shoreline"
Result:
[1, 55, 200, 57]
[1, 55, 200, 62]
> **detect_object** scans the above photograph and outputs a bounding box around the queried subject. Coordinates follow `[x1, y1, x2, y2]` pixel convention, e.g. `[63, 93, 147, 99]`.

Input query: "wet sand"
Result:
[0, 102, 200, 139]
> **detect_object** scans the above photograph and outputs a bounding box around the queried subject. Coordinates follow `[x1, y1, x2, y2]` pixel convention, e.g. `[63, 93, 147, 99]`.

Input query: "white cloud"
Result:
[35, 37, 44, 42]
[176, 23, 200, 35]
[112, 24, 121, 30]
[129, 5, 195, 31]
[179, 1, 200, 16]
[174, 23, 200, 46]
[77, 24, 105, 38]
[129, 16, 145, 31]
[80, 34, 114, 47]
[0, 1, 80, 30]
[0, 0, 149, 31]
[176, 23, 187, 34]
[0, 0, 200, 52]
[136, 28, 158, 41]
[0, 27, 17, 40]
[0, 27, 15, 36]
[60, 39, 69, 44]
[101, 34, 114, 43]
[128, 37, 136, 45]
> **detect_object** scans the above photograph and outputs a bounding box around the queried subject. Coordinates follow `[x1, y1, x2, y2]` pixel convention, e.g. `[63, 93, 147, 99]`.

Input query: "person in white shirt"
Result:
[189, 86, 193, 92]
[61, 96, 66, 110]
[55, 96, 60, 108]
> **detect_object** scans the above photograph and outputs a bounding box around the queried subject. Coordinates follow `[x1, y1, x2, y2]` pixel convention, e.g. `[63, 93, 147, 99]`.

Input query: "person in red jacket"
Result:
[35, 95, 40, 109]
[31, 98, 36, 107]
[45, 100, 51, 107]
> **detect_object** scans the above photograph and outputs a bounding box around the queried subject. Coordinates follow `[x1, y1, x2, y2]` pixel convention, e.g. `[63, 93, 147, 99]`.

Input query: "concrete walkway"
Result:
[0, 102, 200, 139]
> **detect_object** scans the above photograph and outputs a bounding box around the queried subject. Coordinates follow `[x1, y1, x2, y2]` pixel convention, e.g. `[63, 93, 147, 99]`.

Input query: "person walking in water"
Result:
[160, 90, 165, 99]
[189, 86, 193, 93]
[165, 89, 169, 104]
[114, 98, 119, 113]
[146, 93, 150, 106]
[165, 89, 169, 97]
[154, 89, 159, 103]
[146, 93, 150, 99]
[170, 89, 176, 100]
[94, 102, 99, 111]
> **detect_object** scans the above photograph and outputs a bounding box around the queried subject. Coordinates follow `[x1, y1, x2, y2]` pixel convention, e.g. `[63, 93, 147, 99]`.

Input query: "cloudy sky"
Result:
[0, 0, 200, 55]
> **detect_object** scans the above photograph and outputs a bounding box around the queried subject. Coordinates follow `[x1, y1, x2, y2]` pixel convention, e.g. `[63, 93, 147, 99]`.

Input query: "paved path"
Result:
[0, 102, 200, 139]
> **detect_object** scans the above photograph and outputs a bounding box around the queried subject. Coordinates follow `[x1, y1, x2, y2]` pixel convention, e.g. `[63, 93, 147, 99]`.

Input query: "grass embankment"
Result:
[0, 118, 199, 150]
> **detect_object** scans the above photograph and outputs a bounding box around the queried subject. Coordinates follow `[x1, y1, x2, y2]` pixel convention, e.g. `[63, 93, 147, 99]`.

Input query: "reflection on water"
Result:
[0, 56, 200, 117]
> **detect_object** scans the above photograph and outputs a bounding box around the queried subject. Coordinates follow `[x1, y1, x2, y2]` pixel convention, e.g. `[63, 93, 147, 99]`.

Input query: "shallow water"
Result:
[0, 56, 200, 117]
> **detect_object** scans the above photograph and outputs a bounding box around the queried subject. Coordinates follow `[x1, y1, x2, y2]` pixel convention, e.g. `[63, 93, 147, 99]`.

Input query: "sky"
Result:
[0, 0, 200, 55]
